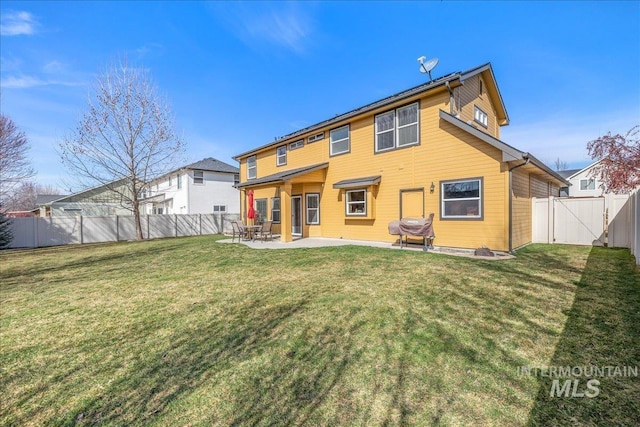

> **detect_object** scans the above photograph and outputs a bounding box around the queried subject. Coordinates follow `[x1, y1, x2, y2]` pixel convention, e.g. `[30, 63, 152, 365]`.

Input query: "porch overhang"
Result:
[333, 176, 382, 189]
[236, 163, 329, 189]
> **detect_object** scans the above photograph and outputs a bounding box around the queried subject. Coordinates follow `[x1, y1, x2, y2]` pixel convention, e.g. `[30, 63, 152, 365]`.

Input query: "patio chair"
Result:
[231, 220, 247, 242]
[257, 220, 273, 242]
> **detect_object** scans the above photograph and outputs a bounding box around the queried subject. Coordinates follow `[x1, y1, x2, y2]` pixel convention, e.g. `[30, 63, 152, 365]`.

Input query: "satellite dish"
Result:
[417, 56, 439, 82]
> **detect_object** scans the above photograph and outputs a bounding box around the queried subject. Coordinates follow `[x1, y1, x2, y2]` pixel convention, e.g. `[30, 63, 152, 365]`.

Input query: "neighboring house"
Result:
[139, 157, 240, 215]
[557, 161, 603, 197]
[34, 194, 67, 217]
[47, 179, 132, 217]
[234, 62, 568, 252]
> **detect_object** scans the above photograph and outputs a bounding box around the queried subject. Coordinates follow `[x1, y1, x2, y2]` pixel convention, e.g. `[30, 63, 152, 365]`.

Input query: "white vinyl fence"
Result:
[7, 213, 240, 249]
[533, 192, 639, 265]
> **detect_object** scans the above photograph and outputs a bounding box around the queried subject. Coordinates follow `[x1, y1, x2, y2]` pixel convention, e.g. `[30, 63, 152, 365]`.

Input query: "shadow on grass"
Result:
[527, 247, 640, 427]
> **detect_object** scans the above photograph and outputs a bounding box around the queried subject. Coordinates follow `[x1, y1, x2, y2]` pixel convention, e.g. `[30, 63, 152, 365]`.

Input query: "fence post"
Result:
[199, 214, 202, 236]
[33, 216, 38, 248]
[80, 215, 84, 244]
[548, 196, 555, 244]
[116, 215, 119, 242]
[147, 215, 150, 240]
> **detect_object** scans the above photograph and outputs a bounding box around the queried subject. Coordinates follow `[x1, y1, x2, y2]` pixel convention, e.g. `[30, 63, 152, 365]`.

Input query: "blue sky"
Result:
[1, 1, 639, 192]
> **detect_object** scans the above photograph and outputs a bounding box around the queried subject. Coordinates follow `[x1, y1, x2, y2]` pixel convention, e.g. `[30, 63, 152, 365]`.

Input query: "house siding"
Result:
[457, 75, 500, 139]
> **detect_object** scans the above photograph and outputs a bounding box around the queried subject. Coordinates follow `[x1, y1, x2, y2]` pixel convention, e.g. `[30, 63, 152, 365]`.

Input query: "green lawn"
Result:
[1, 237, 638, 426]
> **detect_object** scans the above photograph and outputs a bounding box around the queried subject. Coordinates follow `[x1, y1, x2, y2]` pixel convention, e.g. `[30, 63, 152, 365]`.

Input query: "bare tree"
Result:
[554, 157, 568, 171]
[5, 182, 62, 212]
[587, 125, 640, 194]
[0, 114, 36, 207]
[59, 57, 184, 239]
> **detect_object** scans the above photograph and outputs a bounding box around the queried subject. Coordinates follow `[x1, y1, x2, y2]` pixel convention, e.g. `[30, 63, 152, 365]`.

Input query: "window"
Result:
[308, 132, 324, 143]
[168, 176, 172, 187]
[289, 140, 304, 150]
[276, 145, 287, 166]
[580, 178, 596, 190]
[194, 170, 204, 184]
[375, 102, 419, 152]
[271, 197, 281, 223]
[255, 198, 267, 223]
[234, 174, 240, 186]
[306, 193, 320, 224]
[346, 189, 366, 216]
[330, 125, 350, 156]
[474, 106, 488, 128]
[177, 173, 182, 189]
[247, 156, 257, 179]
[441, 178, 482, 219]
[213, 205, 226, 213]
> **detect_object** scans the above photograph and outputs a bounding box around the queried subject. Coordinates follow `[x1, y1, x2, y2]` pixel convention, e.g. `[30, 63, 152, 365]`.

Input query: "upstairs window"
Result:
[177, 173, 182, 189]
[193, 170, 204, 184]
[213, 205, 226, 213]
[375, 102, 419, 152]
[330, 125, 350, 156]
[307, 132, 324, 143]
[276, 145, 287, 166]
[580, 178, 596, 190]
[474, 105, 488, 128]
[289, 140, 304, 150]
[247, 156, 257, 179]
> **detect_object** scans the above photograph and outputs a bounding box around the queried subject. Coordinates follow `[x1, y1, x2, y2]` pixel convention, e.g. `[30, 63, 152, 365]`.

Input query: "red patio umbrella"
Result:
[247, 190, 255, 224]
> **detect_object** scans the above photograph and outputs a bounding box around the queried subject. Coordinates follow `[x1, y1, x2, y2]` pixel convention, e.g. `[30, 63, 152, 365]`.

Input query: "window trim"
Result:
[374, 101, 420, 153]
[247, 155, 257, 180]
[474, 105, 488, 128]
[580, 178, 596, 190]
[271, 197, 281, 223]
[345, 189, 367, 217]
[193, 170, 204, 185]
[289, 139, 304, 150]
[330, 124, 350, 157]
[440, 177, 483, 221]
[307, 132, 324, 143]
[306, 193, 320, 225]
[276, 145, 287, 166]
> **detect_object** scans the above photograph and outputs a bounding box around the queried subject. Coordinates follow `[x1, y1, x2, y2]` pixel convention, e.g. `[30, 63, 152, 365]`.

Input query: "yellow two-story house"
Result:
[234, 63, 568, 252]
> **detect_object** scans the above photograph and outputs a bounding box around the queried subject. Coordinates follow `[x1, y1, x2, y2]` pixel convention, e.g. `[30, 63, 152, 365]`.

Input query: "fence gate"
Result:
[553, 197, 605, 245]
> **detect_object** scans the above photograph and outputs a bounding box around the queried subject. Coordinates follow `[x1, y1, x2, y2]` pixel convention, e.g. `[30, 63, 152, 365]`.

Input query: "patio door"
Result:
[292, 196, 302, 236]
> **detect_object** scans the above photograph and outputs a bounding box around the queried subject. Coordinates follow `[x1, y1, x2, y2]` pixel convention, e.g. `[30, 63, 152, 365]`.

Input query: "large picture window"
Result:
[271, 197, 281, 223]
[375, 102, 419, 152]
[346, 189, 366, 216]
[330, 125, 350, 156]
[441, 178, 482, 219]
[247, 156, 257, 179]
[306, 193, 320, 224]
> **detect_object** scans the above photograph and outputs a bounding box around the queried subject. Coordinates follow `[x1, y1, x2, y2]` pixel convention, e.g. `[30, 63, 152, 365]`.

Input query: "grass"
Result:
[1, 236, 638, 426]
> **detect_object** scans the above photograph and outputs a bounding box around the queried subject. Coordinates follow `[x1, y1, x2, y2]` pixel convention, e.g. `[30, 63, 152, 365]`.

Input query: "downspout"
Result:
[445, 81, 455, 115]
[508, 154, 530, 253]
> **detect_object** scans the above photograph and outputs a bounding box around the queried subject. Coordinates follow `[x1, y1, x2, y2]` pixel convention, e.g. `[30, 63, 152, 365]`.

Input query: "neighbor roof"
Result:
[36, 194, 67, 206]
[557, 169, 581, 179]
[234, 62, 508, 160]
[183, 157, 239, 174]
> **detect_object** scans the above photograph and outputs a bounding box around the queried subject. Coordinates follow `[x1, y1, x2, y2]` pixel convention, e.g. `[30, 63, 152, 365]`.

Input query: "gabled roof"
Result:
[439, 111, 569, 186]
[556, 169, 581, 179]
[49, 178, 129, 204]
[234, 62, 509, 160]
[183, 157, 239, 174]
[563, 160, 602, 180]
[236, 163, 328, 189]
[36, 194, 67, 206]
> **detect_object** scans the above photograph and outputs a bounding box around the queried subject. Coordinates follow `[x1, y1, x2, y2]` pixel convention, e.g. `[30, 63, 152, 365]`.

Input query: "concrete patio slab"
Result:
[217, 236, 514, 260]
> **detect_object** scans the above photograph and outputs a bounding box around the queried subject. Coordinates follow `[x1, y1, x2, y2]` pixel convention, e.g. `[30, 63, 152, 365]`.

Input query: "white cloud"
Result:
[1, 11, 38, 36]
[1, 74, 84, 89]
[212, 3, 314, 54]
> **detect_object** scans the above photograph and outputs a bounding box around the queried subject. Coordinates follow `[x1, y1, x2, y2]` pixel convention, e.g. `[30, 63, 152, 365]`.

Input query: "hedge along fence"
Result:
[6, 213, 241, 249]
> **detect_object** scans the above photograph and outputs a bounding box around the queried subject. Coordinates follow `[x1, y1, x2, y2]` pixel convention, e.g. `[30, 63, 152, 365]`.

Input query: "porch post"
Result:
[280, 182, 293, 242]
